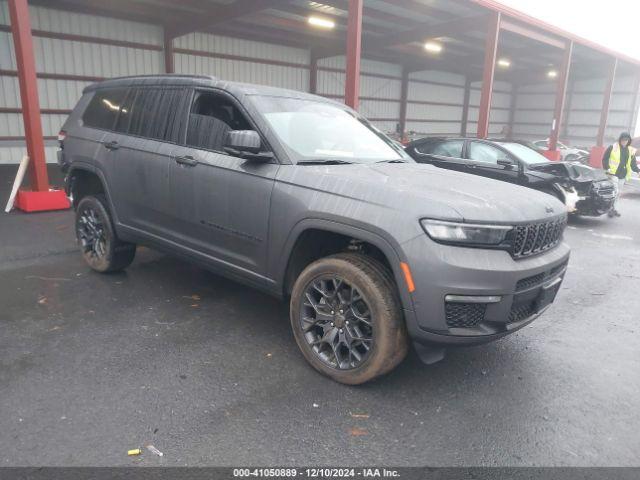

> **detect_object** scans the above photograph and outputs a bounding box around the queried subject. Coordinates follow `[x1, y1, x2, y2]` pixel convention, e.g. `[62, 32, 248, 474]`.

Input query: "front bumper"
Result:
[401, 236, 571, 346]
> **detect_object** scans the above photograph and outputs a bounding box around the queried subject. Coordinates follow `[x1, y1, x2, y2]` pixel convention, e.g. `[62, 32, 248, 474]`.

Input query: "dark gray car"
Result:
[59, 75, 570, 384]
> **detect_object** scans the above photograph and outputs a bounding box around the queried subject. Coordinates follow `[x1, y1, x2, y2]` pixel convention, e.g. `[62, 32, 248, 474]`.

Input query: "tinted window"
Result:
[186, 92, 251, 151]
[498, 142, 548, 165]
[118, 88, 188, 142]
[429, 140, 464, 158]
[82, 88, 127, 130]
[468, 142, 506, 164]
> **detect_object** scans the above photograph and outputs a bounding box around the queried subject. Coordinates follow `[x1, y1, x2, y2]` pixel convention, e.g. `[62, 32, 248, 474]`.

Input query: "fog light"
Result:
[445, 295, 502, 303]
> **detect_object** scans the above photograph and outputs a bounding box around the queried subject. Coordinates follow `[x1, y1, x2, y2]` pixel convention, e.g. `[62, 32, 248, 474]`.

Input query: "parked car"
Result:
[533, 139, 589, 163]
[59, 75, 570, 384]
[405, 137, 615, 216]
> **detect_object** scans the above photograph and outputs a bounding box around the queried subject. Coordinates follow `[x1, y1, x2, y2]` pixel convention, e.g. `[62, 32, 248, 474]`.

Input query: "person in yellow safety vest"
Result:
[602, 131, 639, 217]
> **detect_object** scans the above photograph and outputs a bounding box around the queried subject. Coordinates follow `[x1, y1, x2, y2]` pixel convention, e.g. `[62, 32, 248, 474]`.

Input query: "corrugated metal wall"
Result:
[0, 0, 163, 164]
[0, 0, 637, 164]
[513, 73, 638, 148]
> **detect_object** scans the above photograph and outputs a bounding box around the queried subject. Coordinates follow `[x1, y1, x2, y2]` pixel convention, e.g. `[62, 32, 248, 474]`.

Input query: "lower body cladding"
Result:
[399, 237, 571, 364]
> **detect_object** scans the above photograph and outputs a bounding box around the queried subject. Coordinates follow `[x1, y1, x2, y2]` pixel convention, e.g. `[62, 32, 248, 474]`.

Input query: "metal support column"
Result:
[309, 51, 318, 94]
[164, 30, 174, 73]
[477, 12, 500, 139]
[460, 77, 471, 136]
[9, 0, 48, 192]
[547, 41, 573, 160]
[398, 66, 409, 141]
[344, 0, 363, 109]
[590, 57, 618, 167]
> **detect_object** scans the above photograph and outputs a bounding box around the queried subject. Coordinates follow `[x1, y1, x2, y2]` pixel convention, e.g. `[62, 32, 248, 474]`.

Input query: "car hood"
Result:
[278, 162, 564, 224]
[529, 161, 608, 182]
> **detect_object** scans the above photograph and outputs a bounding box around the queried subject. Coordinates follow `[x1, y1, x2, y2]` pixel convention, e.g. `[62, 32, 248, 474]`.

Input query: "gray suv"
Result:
[59, 75, 570, 384]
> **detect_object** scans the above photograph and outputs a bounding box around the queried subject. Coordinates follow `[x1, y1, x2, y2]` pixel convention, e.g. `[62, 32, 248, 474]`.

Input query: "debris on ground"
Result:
[312, 403, 319, 408]
[146, 445, 164, 457]
[349, 427, 368, 436]
[183, 294, 201, 301]
[349, 412, 370, 419]
[266, 353, 272, 358]
[127, 448, 142, 456]
[37, 296, 47, 305]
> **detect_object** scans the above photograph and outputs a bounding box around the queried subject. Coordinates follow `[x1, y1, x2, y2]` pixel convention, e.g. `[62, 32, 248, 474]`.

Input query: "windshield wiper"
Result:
[376, 159, 408, 163]
[296, 159, 355, 165]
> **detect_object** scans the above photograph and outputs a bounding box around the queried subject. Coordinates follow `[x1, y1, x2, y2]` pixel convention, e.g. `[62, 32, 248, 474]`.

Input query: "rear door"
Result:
[412, 139, 468, 173]
[107, 87, 190, 235]
[465, 141, 521, 184]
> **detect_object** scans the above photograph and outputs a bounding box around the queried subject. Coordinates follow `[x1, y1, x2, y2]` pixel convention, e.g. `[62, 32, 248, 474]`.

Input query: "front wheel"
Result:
[290, 253, 408, 385]
[75, 195, 136, 273]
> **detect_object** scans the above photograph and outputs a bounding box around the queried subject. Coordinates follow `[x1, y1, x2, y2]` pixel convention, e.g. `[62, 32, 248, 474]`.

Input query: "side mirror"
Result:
[224, 130, 273, 162]
[224, 130, 261, 154]
[497, 157, 516, 169]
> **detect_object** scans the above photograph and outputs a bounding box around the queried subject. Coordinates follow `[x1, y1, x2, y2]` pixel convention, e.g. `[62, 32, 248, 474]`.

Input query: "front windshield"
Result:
[252, 95, 410, 164]
[498, 142, 549, 165]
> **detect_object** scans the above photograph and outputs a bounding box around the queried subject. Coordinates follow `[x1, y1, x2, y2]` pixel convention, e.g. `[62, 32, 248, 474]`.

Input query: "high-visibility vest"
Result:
[608, 143, 636, 180]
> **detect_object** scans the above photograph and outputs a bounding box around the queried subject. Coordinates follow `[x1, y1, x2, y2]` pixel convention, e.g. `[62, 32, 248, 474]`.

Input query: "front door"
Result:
[466, 141, 521, 185]
[168, 90, 278, 277]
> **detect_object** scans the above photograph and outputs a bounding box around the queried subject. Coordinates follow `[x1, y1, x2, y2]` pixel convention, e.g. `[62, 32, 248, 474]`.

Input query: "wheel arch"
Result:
[277, 218, 414, 313]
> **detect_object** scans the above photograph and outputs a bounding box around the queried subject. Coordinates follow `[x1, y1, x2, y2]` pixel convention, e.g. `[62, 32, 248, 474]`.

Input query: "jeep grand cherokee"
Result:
[59, 75, 570, 384]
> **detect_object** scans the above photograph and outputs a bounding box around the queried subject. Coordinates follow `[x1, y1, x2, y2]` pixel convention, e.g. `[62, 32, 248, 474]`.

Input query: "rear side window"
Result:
[116, 87, 189, 143]
[415, 140, 463, 158]
[82, 89, 127, 130]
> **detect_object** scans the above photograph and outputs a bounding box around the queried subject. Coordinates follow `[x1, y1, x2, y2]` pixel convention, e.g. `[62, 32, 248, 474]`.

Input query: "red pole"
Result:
[345, 0, 363, 109]
[309, 51, 318, 94]
[597, 57, 617, 147]
[398, 66, 409, 140]
[164, 30, 174, 74]
[460, 77, 471, 136]
[9, 0, 49, 192]
[477, 12, 500, 139]
[547, 41, 573, 158]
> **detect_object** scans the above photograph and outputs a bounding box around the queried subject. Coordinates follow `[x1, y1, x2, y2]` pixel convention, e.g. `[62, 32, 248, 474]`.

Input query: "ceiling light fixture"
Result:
[497, 58, 511, 68]
[308, 16, 335, 29]
[424, 41, 443, 53]
[547, 69, 558, 78]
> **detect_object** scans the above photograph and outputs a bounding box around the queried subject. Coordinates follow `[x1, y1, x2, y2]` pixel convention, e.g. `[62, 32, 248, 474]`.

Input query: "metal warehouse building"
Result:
[1, 0, 639, 184]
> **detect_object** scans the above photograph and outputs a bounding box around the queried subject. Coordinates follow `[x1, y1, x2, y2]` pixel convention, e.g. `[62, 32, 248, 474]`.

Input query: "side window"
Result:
[82, 88, 127, 130]
[468, 142, 505, 164]
[116, 88, 188, 142]
[431, 140, 464, 158]
[185, 92, 251, 152]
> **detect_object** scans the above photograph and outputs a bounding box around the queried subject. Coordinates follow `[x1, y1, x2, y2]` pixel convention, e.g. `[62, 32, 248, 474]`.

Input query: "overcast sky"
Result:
[498, 0, 640, 136]
[498, 0, 639, 61]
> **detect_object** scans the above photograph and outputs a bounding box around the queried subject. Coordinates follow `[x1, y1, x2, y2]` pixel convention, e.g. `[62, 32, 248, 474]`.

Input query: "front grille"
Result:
[515, 260, 568, 292]
[509, 303, 535, 323]
[511, 217, 566, 258]
[445, 302, 486, 328]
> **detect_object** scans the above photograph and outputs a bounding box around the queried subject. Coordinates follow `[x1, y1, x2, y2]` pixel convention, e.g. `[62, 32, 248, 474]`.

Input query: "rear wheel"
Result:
[75, 194, 136, 272]
[290, 253, 408, 385]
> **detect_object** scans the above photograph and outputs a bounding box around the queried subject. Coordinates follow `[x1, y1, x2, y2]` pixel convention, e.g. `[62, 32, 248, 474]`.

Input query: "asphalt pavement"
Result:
[1, 166, 640, 467]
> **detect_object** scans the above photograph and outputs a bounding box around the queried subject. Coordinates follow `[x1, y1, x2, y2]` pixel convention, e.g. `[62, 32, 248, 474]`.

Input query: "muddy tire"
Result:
[290, 253, 408, 385]
[75, 194, 135, 273]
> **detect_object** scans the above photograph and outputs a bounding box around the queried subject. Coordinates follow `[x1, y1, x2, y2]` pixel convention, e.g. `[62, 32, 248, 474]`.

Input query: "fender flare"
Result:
[67, 163, 121, 225]
[275, 217, 415, 313]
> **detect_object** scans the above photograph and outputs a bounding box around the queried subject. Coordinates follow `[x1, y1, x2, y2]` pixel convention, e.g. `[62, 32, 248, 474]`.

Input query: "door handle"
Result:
[104, 140, 119, 150]
[175, 155, 198, 167]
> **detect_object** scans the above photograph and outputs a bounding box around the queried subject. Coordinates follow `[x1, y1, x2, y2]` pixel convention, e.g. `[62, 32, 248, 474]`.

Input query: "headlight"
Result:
[420, 219, 512, 246]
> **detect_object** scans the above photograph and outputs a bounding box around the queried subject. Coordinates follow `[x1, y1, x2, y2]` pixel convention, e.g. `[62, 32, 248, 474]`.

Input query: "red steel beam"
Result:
[164, 30, 174, 73]
[309, 52, 318, 94]
[460, 77, 472, 136]
[345, 0, 363, 110]
[398, 67, 409, 139]
[477, 11, 500, 139]
[548, 41, 573, 153]
[597, 57, 618, 146]
[9, 0, 49, 192]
